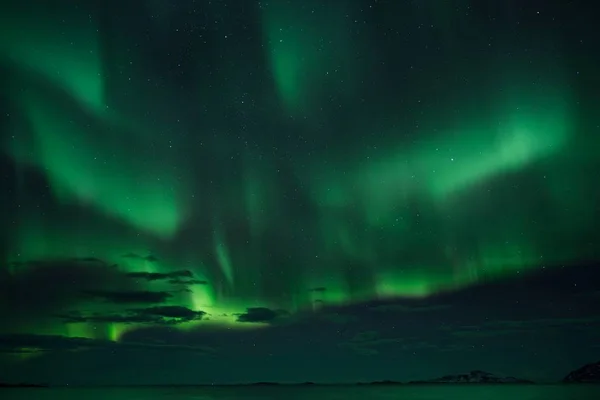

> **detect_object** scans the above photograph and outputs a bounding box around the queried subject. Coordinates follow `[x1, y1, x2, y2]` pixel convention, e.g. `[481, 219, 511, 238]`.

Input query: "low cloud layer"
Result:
[236, 307, 289, 323]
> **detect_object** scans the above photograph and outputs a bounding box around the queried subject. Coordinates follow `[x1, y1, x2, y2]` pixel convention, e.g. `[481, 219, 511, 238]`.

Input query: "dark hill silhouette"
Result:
[409, 370, 533, 384]
[563, 361, 600, 383]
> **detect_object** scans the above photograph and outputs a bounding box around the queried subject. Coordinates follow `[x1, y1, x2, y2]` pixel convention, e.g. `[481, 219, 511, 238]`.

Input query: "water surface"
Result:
[3, 385, 600, 399]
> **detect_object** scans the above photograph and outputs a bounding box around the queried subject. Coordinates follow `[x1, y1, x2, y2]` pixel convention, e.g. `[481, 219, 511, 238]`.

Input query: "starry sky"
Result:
[1, 0, 599, 386]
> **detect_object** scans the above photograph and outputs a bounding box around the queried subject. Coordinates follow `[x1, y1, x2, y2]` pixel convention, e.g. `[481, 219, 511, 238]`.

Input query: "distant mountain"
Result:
[409, 370, 533, 384]
[563, 361, 600, 383]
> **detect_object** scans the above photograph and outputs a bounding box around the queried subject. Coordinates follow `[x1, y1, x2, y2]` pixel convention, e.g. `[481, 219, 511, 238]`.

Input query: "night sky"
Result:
[1, 0, 599, 386]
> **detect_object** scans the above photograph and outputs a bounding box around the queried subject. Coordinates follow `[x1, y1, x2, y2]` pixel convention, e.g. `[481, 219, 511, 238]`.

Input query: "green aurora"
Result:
[1, 0, 598, 347]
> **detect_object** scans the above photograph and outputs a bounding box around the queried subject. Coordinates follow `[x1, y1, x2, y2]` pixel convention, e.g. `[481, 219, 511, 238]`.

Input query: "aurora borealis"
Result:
[1, 0, 600, 386]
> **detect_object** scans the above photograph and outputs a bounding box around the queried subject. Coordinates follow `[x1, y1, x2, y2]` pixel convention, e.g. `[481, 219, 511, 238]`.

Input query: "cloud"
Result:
[125, 270, 193, 281]
[438, 343, 476, 352]
[350, 346, 379, 356]
[84, 290, 173, 304]
[60, 306, 206, 325]
[0, 334, 215, 355]
[168, 279, 208, 285]
[369, 303, 452, 313]
[452, 328, 523, 338]
[450, 316, 600, 338]
[141, 306, 205, 320]
[68, 257, 107, 264]
[349, 331, 380, 343]
[121, 253, 158, 262]
[488, 317, 600, 333]
[318, 312, 359, 325]
[0, 256, 207, 335]
[0, 258, 127, 322]
[236, 307, 289, 323]
[402, 341, 440, 351]
[339, 330, 444, 356]
[339, 330, 406, 356]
